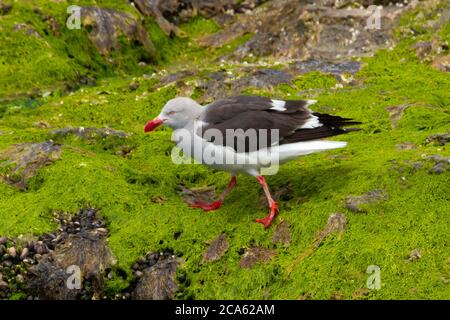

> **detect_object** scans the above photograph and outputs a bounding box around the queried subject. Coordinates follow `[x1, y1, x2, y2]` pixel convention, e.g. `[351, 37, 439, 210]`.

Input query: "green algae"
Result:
[0, 2, 449, 300]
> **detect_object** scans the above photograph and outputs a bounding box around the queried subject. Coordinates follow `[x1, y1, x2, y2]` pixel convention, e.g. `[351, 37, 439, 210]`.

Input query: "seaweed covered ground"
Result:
[0, 0, 449, 300]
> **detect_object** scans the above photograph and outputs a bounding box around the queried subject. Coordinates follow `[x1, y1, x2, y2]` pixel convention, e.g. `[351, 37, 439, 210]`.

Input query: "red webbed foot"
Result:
[255, 201, 279, 229]
[189, 199, 222, 212]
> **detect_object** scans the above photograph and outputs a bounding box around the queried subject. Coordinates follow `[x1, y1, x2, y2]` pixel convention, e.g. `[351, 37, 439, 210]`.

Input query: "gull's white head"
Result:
[144, 97, 202, 132]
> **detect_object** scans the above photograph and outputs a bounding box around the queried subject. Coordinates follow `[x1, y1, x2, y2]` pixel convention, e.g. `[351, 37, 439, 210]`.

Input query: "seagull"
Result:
[144, 95, 360, 228]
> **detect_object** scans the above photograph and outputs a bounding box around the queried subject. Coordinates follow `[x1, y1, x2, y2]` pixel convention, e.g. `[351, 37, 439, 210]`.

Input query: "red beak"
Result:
[144, 117, 163, 132]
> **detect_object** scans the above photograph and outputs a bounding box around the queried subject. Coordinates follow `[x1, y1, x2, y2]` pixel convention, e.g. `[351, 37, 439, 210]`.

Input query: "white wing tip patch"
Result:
[301, 115, 323, 129]
[270, 99, 287, 111]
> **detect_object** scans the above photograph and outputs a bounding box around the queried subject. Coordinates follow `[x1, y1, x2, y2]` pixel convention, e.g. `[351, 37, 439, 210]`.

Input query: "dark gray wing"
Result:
[198, 95, 359, 153]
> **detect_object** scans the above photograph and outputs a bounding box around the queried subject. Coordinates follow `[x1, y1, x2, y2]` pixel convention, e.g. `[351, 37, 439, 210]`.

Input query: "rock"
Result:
[33, 121, 51, 129]
[20, 248, 29, 260]
[412, 41, 433, 61]
[202, 234, 229, 262]
[0, 280, 8, 291]
[395, 142, 416, 150]
[239, 246, 276, 269]
[132, 0, 258, 36]
[132, 0, 186, 37]
[132, 255, 182, 300]
[429, 162, 448, 174]
[27, 260, 79, 300]
[233, 69, 293, 91]
[177, 185, 216, 207]
[25, 209, 115, 300]
[425, 155, 450, 164]
[0, 237, 6, 245]
[0, 245, 5, 255]
[432, 54, 450, 72]
[386, 104, 413, 128]
[128, 81, 140, 91]
[201, 0, 412, 60]
[272, 220, 291, 245]
[425, 132, 450, 146]
[313, 213, 347, 247]
[34, 241, 48, 255]
[0, 1, 12, 15]
[15, 274, 24, 283]
[79, 7, 156, 59]
[95, 228, 108, 236]
[135, 270, 143, 278]
[407, 249, 422, 262]
[345, 190, 388, 213]
[8, 247, 16, 258]
[50, 127, 129, 140]
[0, 141, 62, 190]
[157, 70, 197, 88]
[290, 59, 361, 75]
[352, 288, 370, 300]
[12, 23, 41, 38]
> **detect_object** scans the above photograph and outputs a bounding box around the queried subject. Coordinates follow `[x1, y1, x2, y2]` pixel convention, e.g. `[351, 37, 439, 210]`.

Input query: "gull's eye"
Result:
[168, 111, 176, 116]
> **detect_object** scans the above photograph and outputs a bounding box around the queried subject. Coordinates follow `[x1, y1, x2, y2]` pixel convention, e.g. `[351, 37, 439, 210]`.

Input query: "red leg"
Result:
[254, 176, 279, 229]
[189, 176, 237, 212]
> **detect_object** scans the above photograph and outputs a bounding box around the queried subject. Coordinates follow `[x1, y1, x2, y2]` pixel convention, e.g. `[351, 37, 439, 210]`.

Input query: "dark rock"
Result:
[425, 155, 450, 164]
[132, 0, 262, 36]
[132, 0, 186, 37]
[27, 260, 79, 300]
[202, 234, 229, 262]
[0, 237, 6, 245]
[425, 132, 450, 146]
[157, 70, 197, 87]
[239, 246, 276, 269]
[272, 220, 291, 245]
[201, 0, 412, 60]
[429, 162, 448, 174]
[79, 7, 156, 58]
[0, 141, 61, 190]
[345, 190, 388, 213]
[132, 255, 182, 300]
[234, 69, 293, 91]
[290, 59, 361, 75]
[24, 209, 115, 300]
[34, 242, 48, 255]
[0, 245, 5, 255]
